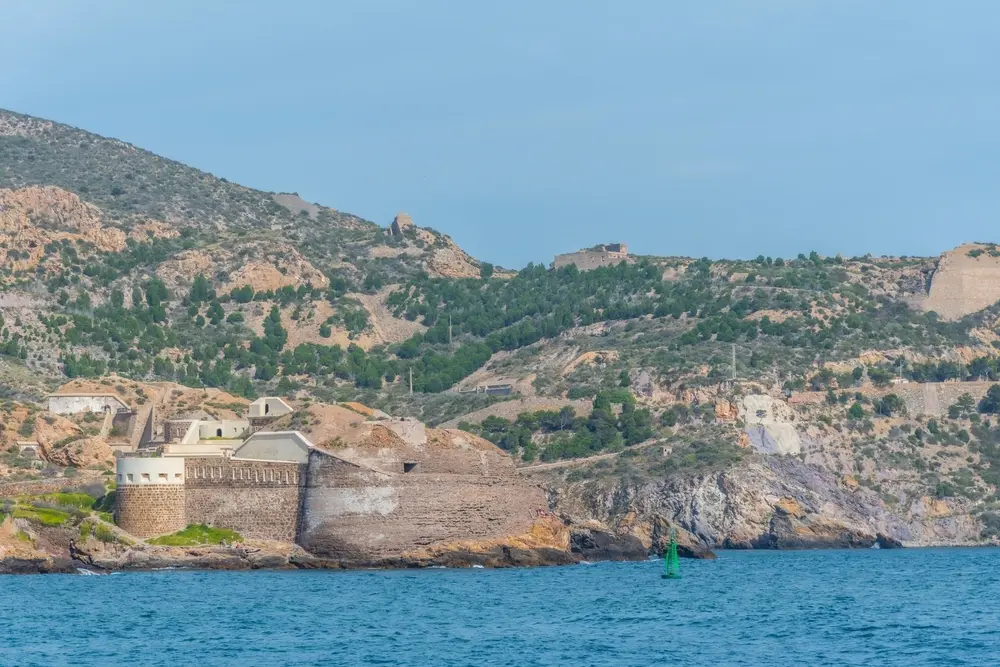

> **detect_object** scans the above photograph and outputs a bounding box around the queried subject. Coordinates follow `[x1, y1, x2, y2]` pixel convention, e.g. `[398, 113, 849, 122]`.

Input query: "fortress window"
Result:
[216, 428, 223, 437]
[403, 462, 418, 473]
[141, 473, 150, 481]
[117, 474, 122, 482]
[174, 473, 182, 479]
[158, 473, 168, 480]
[127, 474, 134, 482]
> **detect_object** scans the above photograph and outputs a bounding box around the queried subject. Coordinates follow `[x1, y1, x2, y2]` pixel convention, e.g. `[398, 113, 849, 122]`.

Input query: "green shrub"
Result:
[14, 506, 71, 526]
[28, 492, 95, 509]
[148, 524, 242, 546]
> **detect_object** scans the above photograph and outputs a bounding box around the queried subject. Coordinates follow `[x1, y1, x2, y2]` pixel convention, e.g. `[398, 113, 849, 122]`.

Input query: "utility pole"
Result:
[409, 367, 413, 395]
[731, 344, 737, 383]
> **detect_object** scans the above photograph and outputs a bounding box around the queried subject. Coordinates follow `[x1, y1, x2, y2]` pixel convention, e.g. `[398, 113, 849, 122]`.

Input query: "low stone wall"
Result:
[116, 485, 186, 538]
[889, 381, 993, 418]
[790, 381, 996, 417]
[183, 458, 304, 541]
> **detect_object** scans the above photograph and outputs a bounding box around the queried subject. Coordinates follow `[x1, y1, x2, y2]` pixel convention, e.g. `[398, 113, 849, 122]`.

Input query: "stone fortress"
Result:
[109, 397, 548, 561]
[553, 243, 631, 271]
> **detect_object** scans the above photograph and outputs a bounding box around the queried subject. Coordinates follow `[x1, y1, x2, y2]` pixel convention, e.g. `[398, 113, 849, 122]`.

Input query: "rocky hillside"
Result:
[7, 109, 1000, 554]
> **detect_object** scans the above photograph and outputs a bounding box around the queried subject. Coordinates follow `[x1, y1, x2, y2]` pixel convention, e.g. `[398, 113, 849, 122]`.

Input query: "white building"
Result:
[249, 397, 294, 418]
[47, 393, 129, 415]
[232, 431, 313, 464]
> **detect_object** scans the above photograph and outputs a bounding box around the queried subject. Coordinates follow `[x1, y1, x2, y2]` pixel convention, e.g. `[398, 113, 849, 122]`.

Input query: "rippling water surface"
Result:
[3, 549, 999, 666]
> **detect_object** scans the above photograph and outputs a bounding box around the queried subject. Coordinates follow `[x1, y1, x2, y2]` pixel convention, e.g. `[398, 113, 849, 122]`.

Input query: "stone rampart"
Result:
[183, 458, 304, 541]
[298, 450, 546, 559]
[553, 250, 630, 271]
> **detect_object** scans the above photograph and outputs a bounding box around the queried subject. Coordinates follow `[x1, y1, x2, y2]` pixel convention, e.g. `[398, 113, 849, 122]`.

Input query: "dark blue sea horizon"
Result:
[2, 548, 998, 666]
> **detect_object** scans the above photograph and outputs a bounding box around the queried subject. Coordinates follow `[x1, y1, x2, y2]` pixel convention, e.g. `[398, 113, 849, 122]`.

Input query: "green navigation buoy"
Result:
[662, 527, 680, 579]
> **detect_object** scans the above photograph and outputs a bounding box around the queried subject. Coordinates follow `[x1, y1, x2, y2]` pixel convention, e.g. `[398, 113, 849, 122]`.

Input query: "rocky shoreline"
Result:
[0, 520, 724, 575]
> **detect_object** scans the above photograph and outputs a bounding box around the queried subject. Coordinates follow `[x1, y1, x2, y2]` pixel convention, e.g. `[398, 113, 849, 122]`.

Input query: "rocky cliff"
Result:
[546, 455, 972, 551]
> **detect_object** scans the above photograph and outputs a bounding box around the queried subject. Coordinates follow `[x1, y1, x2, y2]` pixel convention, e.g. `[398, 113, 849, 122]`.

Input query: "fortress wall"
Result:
[417, 444, 516, 477]
[553, 251, 629, 271]
[183, 458, 303, 541]
[116, 485, 187, 538]
[923, 245, 1000, 320]
[335, 436, 516, 477]
[298, 450, 546, 559]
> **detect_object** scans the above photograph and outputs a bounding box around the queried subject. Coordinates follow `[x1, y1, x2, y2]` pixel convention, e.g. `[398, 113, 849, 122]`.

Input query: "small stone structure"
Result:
[47, 393, 128, 415]
[15, 441, 39, 458]
[248, 397, 293, 418]
[387, 212, 415, 237]
[553, 243, 631, 271]
[162, 410, 248, 454]
[232, 431, 312, 464]
[248, 397, 294, 433]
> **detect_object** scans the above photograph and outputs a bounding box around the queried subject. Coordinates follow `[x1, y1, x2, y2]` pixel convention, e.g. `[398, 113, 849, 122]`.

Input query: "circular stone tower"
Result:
[115, 456, 187, 538]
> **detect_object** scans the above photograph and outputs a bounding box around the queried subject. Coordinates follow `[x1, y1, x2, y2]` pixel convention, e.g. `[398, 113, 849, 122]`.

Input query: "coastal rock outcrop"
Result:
[548, 455, 968, 551]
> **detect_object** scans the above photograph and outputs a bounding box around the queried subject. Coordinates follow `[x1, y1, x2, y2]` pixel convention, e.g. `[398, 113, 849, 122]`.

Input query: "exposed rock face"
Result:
[714, 400, 738, 422]
[0, 186, 127, 279]
[570, 524, 647, 561]
[225, 244, 329, 291]
[739, 394, 801, 455]
[40, 436, 114, 469]
[550, 455, 981, 551]
[922, 243, 1000, 320]
[155, 242, 329, 295]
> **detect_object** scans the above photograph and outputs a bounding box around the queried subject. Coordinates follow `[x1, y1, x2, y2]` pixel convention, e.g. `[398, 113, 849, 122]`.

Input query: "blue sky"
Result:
[3, 1, 999, 269]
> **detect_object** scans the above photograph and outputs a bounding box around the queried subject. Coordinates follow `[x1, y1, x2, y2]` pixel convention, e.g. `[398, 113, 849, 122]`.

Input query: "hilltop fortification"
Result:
[922, 243, 1000, 320]
[553, 243, 631, 271]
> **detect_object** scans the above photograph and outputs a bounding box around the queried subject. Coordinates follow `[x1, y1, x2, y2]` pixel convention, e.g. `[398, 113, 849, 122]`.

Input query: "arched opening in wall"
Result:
[403, 462, 418, 473]
[216, 428, 223, 437]
[264, 403, 270, 415]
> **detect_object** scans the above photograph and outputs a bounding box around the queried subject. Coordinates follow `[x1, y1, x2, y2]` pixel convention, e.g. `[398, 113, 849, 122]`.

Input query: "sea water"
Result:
[2, 549, 998, 666]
